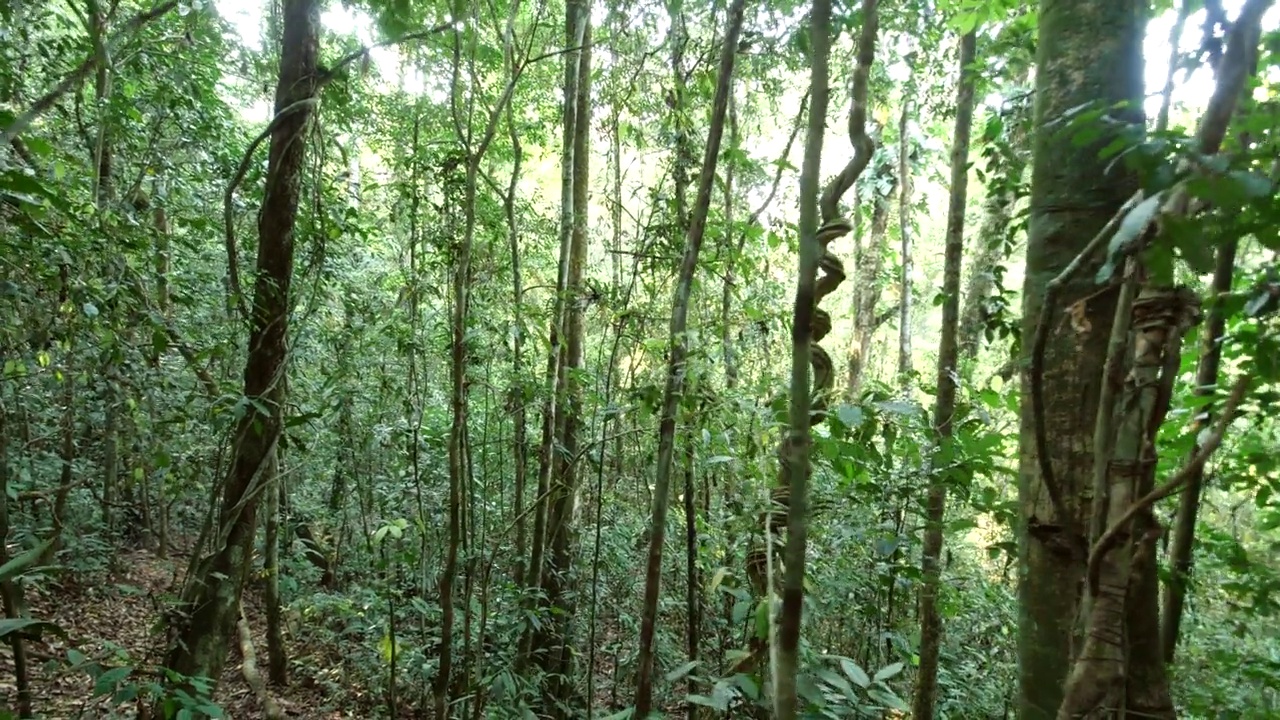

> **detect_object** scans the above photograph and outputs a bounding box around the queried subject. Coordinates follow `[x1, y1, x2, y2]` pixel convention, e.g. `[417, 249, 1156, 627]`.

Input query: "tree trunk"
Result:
[264, 457, 288, 685]
[161, 0, 317, 693]
[632, 0, 746, 712]
[958, 88, 1029, 362]
[846, 155, 895, 396]
[896, 72, 914, 384]
[912, 29, 976, 720]
[536, 12, 592, 715]
[0, 401, 33, 719]
[1017, 2, 1144, 717]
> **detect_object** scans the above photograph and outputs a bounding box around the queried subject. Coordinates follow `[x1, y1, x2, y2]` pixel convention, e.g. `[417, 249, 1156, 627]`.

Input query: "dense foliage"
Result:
[1, 0, 1279, 718]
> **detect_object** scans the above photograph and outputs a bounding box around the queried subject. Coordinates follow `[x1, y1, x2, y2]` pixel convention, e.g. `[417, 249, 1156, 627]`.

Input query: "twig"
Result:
[1086, 374, 1249, 594]
[318, 23, 455, 86]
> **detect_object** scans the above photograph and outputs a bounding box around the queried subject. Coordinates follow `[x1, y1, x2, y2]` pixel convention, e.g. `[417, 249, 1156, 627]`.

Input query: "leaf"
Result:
[602, 709, 634, 720]
[836, 404, 864, 428]
[687, 694, 728, 711]
[708, 567, 730, 593]
[664, 660, 699, 683]
[705, 455, 735, 465]
[1096, 192, 1162, 283]
[82, 302, 99, 318]
[873, 661, 905, 682]
[92, 665, 132, 696]
[0, 538, 53, 584]
[839, 657, 871, 688]
[754, 599, 770, 640]
[868, 686, 910, 711]
[0, 618, 66, 641]
[875, 400, 921, 417]
[733, 672, 760, 700]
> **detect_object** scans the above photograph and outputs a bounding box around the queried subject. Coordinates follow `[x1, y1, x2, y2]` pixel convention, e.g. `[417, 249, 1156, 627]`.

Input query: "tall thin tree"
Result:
[632, 0, 747, 713]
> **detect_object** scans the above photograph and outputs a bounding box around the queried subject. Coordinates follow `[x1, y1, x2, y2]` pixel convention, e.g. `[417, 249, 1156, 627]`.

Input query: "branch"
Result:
[223, 97, 320, 325]
[818, 0, 879, 220]
[1195, 0, 1272, 155]
[746, 89, 810, 228]
[1086, 374, 1249, 594]
[318, 22, 455, 86]
[1, 1, 180, 145]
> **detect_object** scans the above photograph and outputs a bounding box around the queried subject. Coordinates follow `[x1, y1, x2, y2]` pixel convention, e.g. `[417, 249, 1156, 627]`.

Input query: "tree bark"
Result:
[912, 29, 976, 720]
[846, 155, 895, 396]
[162, 0, 318, 693]
[1017, 2, 1145, 717]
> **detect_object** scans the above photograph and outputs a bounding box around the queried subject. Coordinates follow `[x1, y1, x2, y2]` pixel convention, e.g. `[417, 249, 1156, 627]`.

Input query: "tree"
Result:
[1017, 1, 1145, 716]
[162, 0, 319, 693]
[912, 26, 976, 719]
[632, 0, 747, 713]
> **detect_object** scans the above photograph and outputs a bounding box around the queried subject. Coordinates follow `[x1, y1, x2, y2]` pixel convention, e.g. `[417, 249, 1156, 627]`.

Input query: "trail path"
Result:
[0, 549, 371, 719]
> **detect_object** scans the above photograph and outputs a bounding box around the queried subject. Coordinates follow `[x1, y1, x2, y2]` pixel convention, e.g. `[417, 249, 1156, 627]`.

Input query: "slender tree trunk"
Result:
[161, 0, 318, 691]
[896, 90, 913, 384]
[264, 455, 288, 685]
[912, 29, 976, 720]
[1160, 241, 1236, 660]
[44, 344, 75, 566]
[847, 156, 895, 395]
[0, 400, 32, 719]
[505, 104, 528, 588]
[536, 14, 592, 715]
[776, 3, 877, 715]
[958, 82, 1029, 363]
[682, 430, 700, 720]
[632, 0, 746, 712]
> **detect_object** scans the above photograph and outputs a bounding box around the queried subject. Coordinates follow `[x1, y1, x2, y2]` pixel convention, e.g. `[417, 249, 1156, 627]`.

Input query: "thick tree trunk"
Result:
[1017, 2, 1145, 718]
[162, 0, 317, 693]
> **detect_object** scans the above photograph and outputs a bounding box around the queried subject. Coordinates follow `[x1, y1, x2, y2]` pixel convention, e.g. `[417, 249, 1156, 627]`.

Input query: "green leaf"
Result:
[836, 403, 864, 427]
[873, 661, 905, 682]
[687, 693, 728, 711]
[664, 660, 699, 683]
[1097, 192, 1162, 283]
[868, 686, 909, 711]
[92, 665, 132, 696]
[839, 657, 871, 688]
[0, 538, 54, 584]
[0, 618, 66, 641]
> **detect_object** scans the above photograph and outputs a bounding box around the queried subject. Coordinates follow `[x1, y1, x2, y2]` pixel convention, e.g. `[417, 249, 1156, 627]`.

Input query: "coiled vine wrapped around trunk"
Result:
[743, 215, 852, 649]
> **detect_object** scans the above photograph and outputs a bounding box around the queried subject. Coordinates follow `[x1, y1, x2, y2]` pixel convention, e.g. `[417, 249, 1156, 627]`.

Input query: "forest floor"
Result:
[0, 547, 367, 719]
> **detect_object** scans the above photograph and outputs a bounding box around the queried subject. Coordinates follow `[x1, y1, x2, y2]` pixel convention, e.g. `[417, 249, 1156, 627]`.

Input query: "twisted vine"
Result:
[738, 0, 878, 683]
[762, 218, 851, 533]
